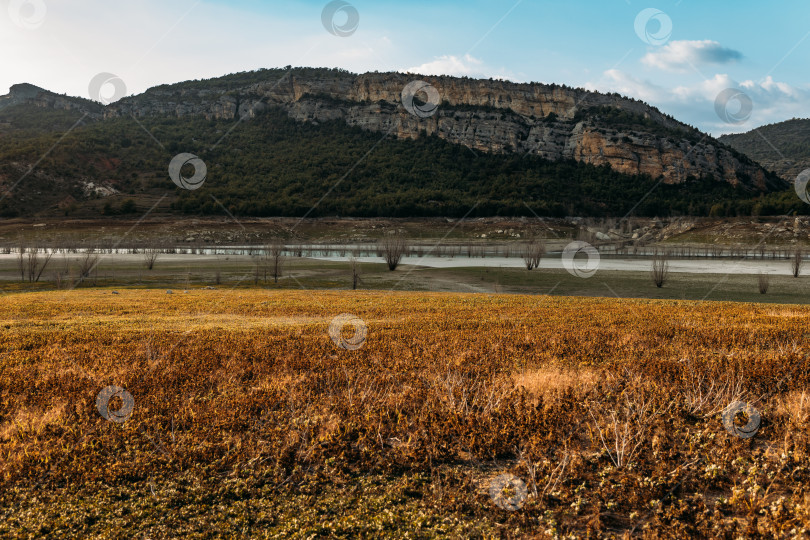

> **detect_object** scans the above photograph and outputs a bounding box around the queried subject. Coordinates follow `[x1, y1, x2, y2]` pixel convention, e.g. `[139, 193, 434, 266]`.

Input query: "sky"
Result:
[1, 0, 808, 136]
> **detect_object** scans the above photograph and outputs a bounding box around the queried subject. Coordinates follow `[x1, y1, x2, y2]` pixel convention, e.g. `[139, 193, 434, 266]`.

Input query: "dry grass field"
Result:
[1, 289, 810, 538]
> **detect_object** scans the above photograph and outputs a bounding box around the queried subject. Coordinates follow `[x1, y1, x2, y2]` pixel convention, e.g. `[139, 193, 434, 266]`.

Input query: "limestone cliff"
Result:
[3, 69, 784, 192]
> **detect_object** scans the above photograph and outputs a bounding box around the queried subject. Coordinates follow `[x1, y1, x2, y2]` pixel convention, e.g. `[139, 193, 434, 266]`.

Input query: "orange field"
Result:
[1, 289, 810, 538]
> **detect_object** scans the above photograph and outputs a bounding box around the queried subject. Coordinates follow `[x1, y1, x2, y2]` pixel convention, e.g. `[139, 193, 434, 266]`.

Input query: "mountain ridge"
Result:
[3, 67, 784, 191]
[100, 67, 779, 189]
[0, 67, 792, 219]
[719, 118, 810, 181]
[0, 83, 102, 118]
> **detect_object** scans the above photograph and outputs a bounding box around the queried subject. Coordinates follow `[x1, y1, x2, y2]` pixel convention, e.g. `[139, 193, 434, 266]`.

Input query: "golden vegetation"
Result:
[1, 289, 810, 538]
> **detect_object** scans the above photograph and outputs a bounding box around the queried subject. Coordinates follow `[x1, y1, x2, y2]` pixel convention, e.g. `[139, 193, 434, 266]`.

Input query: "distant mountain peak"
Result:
[0, 82, 101, 117]
[720, 118, 810, 181]
[8, 83, 48, 96]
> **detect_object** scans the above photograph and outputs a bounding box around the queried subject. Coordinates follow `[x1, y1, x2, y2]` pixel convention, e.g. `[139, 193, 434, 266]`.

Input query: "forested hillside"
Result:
[720, 118, 810, 181]
[0, 104, 773, 218]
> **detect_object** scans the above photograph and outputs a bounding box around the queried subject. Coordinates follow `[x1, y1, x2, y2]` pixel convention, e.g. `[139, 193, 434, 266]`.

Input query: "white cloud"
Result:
[0, 0, 400, 100]
[405, 54, 517, 81]
[587, 69, 666, 103]
[587, 70, 810, 135]
[642, 40, 743, 72]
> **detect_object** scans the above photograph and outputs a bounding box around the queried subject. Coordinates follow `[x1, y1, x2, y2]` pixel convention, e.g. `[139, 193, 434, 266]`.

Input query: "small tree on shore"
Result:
[77, 247, 99, 280]
[380, 233, 408, 271]
[792, 247, 803, 278]
[143, 245, 161, 270]
[350, 257, 361, 290]
[650, 249, 669, 288]
[268, 240, 285, 283]
[757, 272, 770, 294]
[17, 244, 53, 282]
[17, 245, 25, 282]
[521, 238, 545, 270]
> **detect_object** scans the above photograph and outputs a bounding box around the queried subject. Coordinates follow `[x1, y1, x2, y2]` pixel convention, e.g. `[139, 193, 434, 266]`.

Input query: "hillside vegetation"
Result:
[0, 104, 776, 219]
[720, 119, 810, 181]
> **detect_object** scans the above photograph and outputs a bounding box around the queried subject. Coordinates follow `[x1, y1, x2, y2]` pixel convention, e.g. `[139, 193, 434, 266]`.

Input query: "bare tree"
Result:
[792, 247, 803, 278]
[53, 255, 70, 289]
[77, 247, 99, 280]
[253, 256, 262, 285]
[650, 249, 669, 288]
[143, 245, 161, 270]
[17, 244, 53, 282]
[29, 247, 53, 283]
[758, 272, 770, 294]
[380, 232, 408, 271]
[521, 238, 545, 270]
[268, 240, 285, 284]
[350, 257, 361, 290]
[17, 245, 25, 282]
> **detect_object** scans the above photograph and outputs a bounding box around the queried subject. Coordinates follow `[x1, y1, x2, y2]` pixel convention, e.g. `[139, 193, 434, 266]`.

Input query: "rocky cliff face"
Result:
[0, 83, 102, 118]
[4, 69, 782, 191]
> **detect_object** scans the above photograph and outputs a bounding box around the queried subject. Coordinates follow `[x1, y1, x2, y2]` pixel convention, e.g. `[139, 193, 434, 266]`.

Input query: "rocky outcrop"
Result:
[3, 69, 783, 192]
[0, 83, 103, 118]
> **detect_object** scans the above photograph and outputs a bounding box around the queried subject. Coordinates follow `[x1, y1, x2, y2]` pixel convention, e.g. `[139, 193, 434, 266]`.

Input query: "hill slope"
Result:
[0, 67, 789, 218]
[719, 118, 810, 181]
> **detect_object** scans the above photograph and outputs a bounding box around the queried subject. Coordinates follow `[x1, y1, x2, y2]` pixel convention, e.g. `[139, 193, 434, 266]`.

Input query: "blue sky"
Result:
[2, 0, 808, 135]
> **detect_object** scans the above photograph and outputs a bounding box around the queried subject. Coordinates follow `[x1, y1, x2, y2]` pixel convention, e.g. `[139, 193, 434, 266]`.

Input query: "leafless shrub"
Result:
[519, 447, 570, 500]
[679, 357, 746, 418]
[586, 373, 671, 468]
[268, 240, 285, 283]
[253, 257, 262, 285]
[521, 238, 545, 270]
[777, 391, 809, 431]
[17, 245, 25, 281]
[143, 245, 161, 270]
[52, 255, 70, 288]
[350, 257, 361, 290]
[77, 248, 99, 280]
[17, 245, 53, 283]
[432, 369, 517, 417]
[380, 233, 408, 271]
[758, 272, 770, 294]
[650, 249, 669, 288]
[792, 247, 803, 278]
[585, 369, 675, 468]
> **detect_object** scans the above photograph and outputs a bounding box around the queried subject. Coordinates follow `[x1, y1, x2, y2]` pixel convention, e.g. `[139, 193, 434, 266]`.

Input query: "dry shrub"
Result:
[772, 391, 810, 454]
[777, 391, 810, 426]
[431, 368, 517, 416]
[380, 233, 408, 271]
[758, 272, 770, 294]
[585, 370, 673, 468]
[679, 357, 747, 418]
[650, 248, 670, 288]
[3, 290, 810, 536]
[521, 239, 545, 270]
[792, 247, 803, 278]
